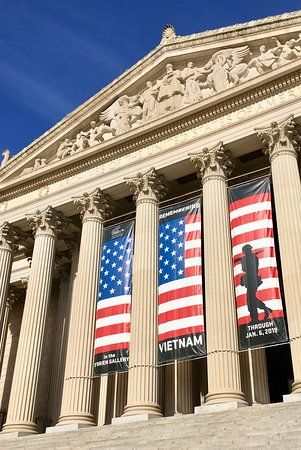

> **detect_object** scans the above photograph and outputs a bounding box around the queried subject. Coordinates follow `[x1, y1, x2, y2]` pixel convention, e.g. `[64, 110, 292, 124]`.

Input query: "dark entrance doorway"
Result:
[266, 344, 293, 403]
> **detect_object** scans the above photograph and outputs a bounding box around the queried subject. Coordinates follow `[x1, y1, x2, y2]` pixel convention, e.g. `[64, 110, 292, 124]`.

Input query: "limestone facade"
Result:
[0, 10, 301, 436]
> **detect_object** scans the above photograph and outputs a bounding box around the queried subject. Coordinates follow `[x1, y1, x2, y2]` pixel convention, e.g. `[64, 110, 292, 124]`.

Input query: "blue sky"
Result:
[0, 0, 300, 156]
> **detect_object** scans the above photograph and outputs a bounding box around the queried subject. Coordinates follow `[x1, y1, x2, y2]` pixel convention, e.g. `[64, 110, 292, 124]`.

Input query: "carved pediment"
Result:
[1, 11, 301, 186]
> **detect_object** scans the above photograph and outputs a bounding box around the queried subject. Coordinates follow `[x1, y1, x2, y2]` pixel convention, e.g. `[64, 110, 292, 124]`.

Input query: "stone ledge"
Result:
[195, 401, 248, 414]
[283, 393, 301, 403]
[0, 431, 34, 439]
[112, 413, 162, 425]
[46, 423, 95, 434]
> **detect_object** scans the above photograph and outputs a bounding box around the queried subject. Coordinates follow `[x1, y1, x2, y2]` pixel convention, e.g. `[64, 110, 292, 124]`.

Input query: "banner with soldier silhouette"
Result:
[228, 177, 288, 350]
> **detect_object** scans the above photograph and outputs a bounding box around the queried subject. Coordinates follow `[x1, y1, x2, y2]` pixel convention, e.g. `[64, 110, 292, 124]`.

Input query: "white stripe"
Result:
[232, 238, 275, 257]
[237, 299, 283, 319]
[159, 276, 201, 294]
[231, 219, 273, 238]
[185, 257, 202, 268]
[233, 257, 277, 277]
[96, 313, 130, 328]
[230, 201, 271, 220]
[158, 295, 203, 314]
[97, 295, 131, 310]
[94, 333, 130, 348]
[235, 277, 279, 297]
[158, 316, 204, 335]
[185, 222, 201, 232]
[185, 239, 202, 250]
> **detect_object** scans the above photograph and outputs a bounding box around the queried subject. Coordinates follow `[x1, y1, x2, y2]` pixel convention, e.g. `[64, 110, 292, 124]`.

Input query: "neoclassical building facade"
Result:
[0, 10, 301, 437]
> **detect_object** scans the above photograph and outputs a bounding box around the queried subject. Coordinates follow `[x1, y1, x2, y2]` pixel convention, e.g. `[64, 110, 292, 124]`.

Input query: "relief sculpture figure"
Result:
[181, 62, 202, 104]
[157, 63, 184, 112]
[52, 32, 301, 166]
[57, 139, 73, 159]
[140, 81, 159, 121]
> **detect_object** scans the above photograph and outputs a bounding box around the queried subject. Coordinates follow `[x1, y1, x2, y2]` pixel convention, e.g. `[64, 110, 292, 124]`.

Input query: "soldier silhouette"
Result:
[240, 244, 273, 323]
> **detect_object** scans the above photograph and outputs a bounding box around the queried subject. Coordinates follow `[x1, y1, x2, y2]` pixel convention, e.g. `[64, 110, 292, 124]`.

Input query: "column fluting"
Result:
[58, 188, 113, 426]
[123, 168, 167, 418]
[256, 116, 301, 394]
[190, 143, 246, 406]
[0, 223, 18, 337]
[47, 242, 79, 425]
[2, 206, 65, 435]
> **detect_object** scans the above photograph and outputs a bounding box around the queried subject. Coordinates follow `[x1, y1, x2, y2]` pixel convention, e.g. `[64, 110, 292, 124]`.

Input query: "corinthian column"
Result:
[57, 189, 113, 430]
[47, 242, 80, 426]
[190, 143, 246, 410]
[2, 207, 65, 436]
[256, 116, 301, 398]
[0, 223, 18, 335]
[121, 168, 167, 420]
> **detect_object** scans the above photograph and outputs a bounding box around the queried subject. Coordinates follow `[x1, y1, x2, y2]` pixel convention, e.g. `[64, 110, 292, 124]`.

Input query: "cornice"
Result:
[1, 10, 300, 177]
[1, 65, 300, 202]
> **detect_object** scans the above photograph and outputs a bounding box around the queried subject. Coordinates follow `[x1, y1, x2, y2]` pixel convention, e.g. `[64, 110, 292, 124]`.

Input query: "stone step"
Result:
[0, 401, 300, 449]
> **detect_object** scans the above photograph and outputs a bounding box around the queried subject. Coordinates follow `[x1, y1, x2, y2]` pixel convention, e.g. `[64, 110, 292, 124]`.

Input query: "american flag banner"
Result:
[94, 220, 134, 375]
[228, 177, 288, 350]
[158, 198, 205, 364]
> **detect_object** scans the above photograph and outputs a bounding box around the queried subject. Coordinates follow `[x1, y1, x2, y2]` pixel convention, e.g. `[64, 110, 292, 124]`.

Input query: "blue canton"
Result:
[99, 234, 133, 300]
[158, 217, 185, 285]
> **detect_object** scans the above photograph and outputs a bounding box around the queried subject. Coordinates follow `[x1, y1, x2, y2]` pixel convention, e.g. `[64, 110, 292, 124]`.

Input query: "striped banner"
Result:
[94, 220, 134, 375]
[158, 198, 205, 364]
[228, 177, 288, 350]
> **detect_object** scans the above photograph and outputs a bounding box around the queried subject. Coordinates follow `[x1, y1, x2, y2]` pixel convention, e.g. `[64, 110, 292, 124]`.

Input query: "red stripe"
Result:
[94, 341, 129, 355]
[229, 193, 270, 212]
[236, 288, 282, 308]
[230, 210, 272, 228]
[95, 322, 130, 338]
[158, 305, 203, 325]
[159, 284, 202, 304]
[233, 247, 276, 264]
[185, 230, 201, 241]
[158, 325, 204, 342]
[185, 266, 202, 277]
[96, 304, 131, 319]
[238, 310, 284, 325]
[233, 267, 280, 287]
[231, 227, 274, 247]
[185, 214, 201, 224]
[185, 248, 201, 258]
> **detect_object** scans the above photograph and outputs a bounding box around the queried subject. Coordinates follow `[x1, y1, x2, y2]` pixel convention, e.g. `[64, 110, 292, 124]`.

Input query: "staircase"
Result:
[1, 401, 301, 449]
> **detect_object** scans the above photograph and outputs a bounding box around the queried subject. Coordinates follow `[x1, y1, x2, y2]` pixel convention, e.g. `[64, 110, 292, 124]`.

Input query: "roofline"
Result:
[1, 9, 301, 176]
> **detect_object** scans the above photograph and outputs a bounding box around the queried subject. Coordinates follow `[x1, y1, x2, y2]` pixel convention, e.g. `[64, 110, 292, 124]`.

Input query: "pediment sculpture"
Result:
[17, 33, 301, 176]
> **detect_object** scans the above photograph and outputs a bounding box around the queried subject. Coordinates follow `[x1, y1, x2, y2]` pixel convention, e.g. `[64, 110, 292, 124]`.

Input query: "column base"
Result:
[292, 379, 301, 394]
[112, 413, 161, 425]
[1, 421, 39, 435]
[195, 401, 248, 414]
[205, 389, 247, 405]
[46, 423, 95, 434]
[57, 412, 95, 427]
[283, 393, 301, 403]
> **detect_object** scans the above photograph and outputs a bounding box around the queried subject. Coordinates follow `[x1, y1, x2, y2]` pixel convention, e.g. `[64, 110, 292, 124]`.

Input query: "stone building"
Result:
[0, 9, 301, 445]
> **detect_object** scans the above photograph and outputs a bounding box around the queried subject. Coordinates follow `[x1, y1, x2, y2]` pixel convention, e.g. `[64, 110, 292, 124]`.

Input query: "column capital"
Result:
[26, 206, 67, 238]
[255, 115, 301, 161]
[125, 168, 168, 203]
[73, 188, 114, 222]
[0, 222, 19, 252]
[189, 142, 234, 183]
